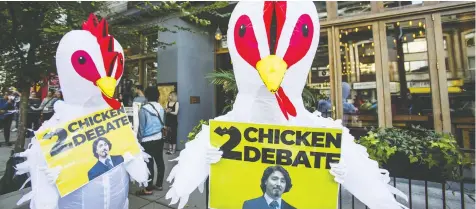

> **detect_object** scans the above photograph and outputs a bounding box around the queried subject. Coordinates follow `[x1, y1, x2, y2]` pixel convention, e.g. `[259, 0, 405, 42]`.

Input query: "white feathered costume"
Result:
[14, 14, 150, 209]
[166, 2, 409, 209]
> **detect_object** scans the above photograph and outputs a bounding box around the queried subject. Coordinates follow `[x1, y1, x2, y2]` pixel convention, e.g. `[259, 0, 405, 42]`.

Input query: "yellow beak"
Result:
[256, 55, 288, 93]
[96, 77, 117, 98]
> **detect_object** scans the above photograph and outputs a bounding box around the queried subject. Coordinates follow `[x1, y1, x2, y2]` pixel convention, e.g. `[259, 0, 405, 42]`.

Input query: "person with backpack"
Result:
[136, 86, 166, 195]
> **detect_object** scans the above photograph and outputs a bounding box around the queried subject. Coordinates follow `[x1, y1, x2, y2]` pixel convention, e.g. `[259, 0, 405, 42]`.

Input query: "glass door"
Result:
[334, 22, 384, 137]
[379, 15, 441, 131]
[436, 10, 475, 159]
[308, 29, 337, 119]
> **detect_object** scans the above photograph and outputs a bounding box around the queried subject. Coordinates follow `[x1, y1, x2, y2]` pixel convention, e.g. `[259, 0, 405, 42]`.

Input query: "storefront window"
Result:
[441, 12, 475, 151]
[311, 32, 331, 118]
[386, 19, 434, 129]
[314, 1, 327, 20]
[383, 1, 422, 9]
[337, 1, 371, 17]
[339, 25, 378, 129]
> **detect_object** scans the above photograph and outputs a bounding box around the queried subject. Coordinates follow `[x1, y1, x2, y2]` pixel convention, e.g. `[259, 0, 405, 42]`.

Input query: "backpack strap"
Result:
[145, 103, 165, 126]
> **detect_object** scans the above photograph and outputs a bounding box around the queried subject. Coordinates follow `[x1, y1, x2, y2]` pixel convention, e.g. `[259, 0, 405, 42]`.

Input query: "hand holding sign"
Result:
[41, 166, 63, 185]
[206, 145, 223, 164]
[329, 161, 347, 184]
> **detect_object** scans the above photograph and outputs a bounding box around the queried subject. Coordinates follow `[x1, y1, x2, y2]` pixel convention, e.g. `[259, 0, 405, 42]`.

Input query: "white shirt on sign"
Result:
[99, 156, 113, 166]
[264, 193, 282, 209]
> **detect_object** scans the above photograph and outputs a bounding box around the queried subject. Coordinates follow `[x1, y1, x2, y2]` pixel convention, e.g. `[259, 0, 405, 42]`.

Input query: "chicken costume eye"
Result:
[78, 56, 87, 64]
[234, 15, 260, 68]
[283, 14, 314, 68]
[302, 24, 309, 37]
[71, 50, 101, 82]
[239, 24, 246, 37]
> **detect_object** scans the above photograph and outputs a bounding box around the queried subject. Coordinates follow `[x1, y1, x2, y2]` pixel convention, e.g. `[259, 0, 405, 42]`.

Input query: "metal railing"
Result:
[338, 151, 475, 209]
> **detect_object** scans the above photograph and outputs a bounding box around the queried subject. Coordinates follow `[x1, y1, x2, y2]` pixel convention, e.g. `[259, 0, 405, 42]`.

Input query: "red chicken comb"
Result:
[82, 14, 122, 80]
[81, 14, 124, 110]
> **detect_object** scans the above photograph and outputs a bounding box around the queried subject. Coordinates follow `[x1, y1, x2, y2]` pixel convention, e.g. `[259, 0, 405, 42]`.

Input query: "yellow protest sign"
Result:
[36, 106, 140, 197]
[209, 120, 342, 209]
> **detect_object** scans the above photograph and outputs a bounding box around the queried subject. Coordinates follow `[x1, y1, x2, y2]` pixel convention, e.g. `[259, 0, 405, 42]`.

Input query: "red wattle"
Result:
[102, 94, 121, 110]
[275, 94, 289, 120]
[278, 87, 296, 117]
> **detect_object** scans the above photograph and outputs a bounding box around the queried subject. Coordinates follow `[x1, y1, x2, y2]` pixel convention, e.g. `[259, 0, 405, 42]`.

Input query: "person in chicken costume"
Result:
[14, 14, 150, 209]
[166, 2, 409, 209]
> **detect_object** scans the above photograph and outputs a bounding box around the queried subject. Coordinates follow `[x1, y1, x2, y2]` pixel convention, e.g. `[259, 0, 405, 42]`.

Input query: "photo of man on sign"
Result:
[243, 165, 296, 209]
[88, 137, 124, 181]
[209, 120, 342, 209]
[36, 106, 142, 197]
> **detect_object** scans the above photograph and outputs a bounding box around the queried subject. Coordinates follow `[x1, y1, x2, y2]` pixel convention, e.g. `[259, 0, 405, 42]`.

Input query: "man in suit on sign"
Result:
[243, 165, 296, 209]
[87, 137, 124, 181]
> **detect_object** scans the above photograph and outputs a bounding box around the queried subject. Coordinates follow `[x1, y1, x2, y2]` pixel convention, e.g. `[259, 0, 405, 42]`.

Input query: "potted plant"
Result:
[357, 125, 472, 182]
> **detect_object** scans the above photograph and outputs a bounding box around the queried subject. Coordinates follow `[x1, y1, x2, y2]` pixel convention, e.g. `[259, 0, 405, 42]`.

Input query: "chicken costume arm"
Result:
[165, 124, 222, 209]
[123, 141, 151, 187]
[305, 113, 408, 209]
[15, 108, 64, 209]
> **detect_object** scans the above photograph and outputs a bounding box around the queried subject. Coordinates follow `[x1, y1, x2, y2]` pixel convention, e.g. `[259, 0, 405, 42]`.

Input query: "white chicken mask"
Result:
[56, 14, 124, 110]
[227, 1, 320, 121]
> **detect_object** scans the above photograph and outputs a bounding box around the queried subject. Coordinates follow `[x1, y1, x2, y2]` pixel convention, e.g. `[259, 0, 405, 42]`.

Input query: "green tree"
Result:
[0, 1, 107, 152]
[0, 1, 229, 152]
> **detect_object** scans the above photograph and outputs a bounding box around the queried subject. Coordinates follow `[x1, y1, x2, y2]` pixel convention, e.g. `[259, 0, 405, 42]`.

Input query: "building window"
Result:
[339, 25, 378, 129]
[441, 12, 475, 151]
[386, 19, 433, 129]
[337, 1, 371, 17]
[314, 1, 327, 20]
[383, 1, 423, 9]
[310, 31, 331, 118]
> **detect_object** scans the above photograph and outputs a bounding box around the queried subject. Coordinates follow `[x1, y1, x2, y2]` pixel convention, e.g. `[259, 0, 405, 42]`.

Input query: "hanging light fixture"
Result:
[215, 26, 223, 41]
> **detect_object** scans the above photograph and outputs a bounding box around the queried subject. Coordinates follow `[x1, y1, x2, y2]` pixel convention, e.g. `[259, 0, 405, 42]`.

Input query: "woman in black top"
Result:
[165, 91, 179, 154]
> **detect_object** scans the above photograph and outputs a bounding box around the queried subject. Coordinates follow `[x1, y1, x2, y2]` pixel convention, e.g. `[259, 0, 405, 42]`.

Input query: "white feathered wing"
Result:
[165, 114, 227, 209]
[299, 111, 408, 209]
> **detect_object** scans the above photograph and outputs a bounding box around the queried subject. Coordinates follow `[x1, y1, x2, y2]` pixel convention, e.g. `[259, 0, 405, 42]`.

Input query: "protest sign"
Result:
[36, 106, 140, 197]
[209, 120, 342, 209]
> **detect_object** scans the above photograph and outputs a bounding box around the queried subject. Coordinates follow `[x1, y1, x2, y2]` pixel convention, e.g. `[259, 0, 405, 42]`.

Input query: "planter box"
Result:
[382, 152, 446, 183]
